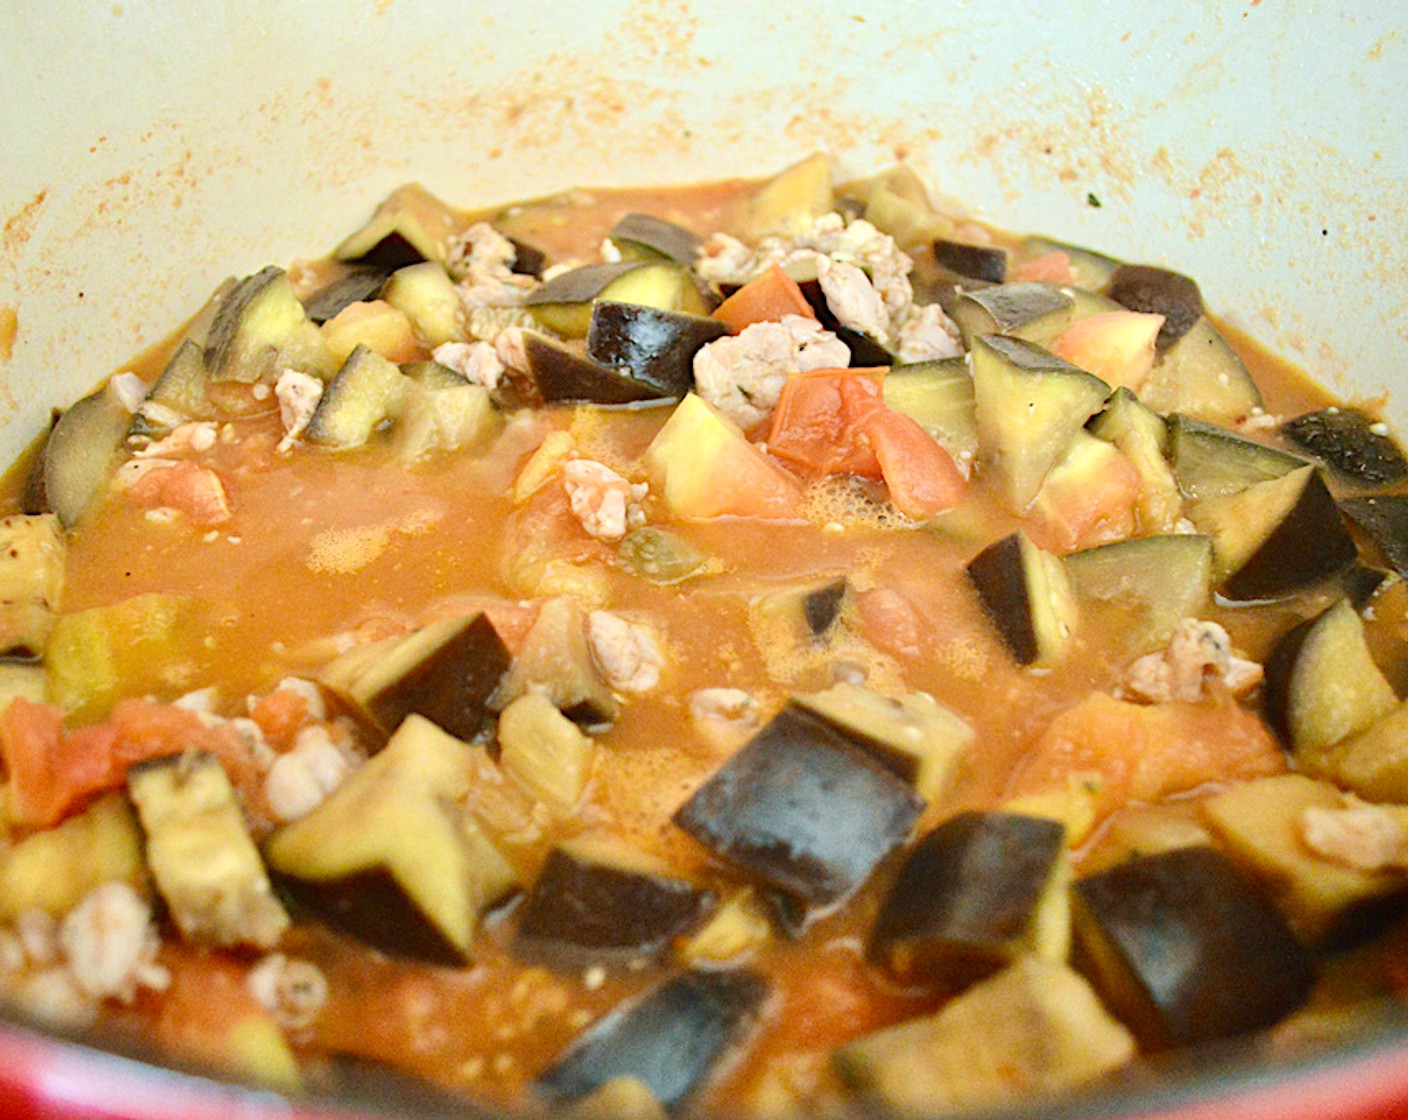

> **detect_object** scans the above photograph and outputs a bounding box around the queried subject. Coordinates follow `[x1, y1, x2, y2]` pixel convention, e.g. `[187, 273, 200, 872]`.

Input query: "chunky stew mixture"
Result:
[2, 154, 1408, 1117]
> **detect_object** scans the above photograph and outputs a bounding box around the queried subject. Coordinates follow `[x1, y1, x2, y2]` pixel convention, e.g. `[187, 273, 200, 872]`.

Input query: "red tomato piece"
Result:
[861, 408, 967, 520]
[767, 368, 888, 479]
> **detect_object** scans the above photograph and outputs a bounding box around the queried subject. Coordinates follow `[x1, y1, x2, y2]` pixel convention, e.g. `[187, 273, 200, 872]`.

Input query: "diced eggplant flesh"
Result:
[498, 596, 618, 728]
[128, 751, 290, 950]
[334, 183, 468, 268]
[535, 969, 768, 1109]
[1190, 465, 1357, 601]
[1137, 316, 1262, 425]
[1281, 408, 1408, 487]
[608, 213, 703, 267]
[933, 239, 1007, 283]
[130, 338, 211, 441]
[673, 705, 923, 908]
[967, 532, 1079, 668]
[514, 841, 715, 967]
[869, 811, 1069, 987]
[793, 682, 973, 804]
[204, 266, 312, 383]
[1201, 774, 1408, 949]
[953, 284, 1074, 348]
[1105, 264, 1202, 353]
[1262, 598, 1397, 754]
[1167, 414, 1307, 501]
[319, 612, 510, 743]
[1341, 495, 1408, 579]
[523, 333, 665, 405]
[301, 265, 389, 324]
[0, 512, 65, 658]
[835, 957, 1135, 1114]
[23, 383, 132, 528]
[1064, 534, 1213, 655]
[882, 358, 978, 462]
[305, 344, 409, 450]
[264, 715, 518, 965]
[585, 301, 725, 399]
[616, 527, 708, 585]
[1072, 846, 1315, 1050]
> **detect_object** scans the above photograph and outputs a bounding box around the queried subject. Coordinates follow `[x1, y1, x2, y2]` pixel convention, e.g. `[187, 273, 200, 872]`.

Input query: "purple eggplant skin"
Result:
[535, 969, 768, 1109]
[868, 811, 1065, 987]
[1282, 408, 1408, 488]
[507, 237, 548, 278]
[300, 265, 388, 324]
[1341, 495, 1408, 579]
[965, 533, 1040, 665]
[609, 213, 703, 267]
[273, 863, 469, 967]
[1221, 470, 1357, 602]
[672, 705, 924, 909]
[513, 847, 715, 967]
[1105, 264, 1203, 353]
[934, 239, 1008, 284]
[1072, 846, 1315, 1051]
[803, 578, 849, 638]
[585, 301, 726, 398]
[362, 613, 511, 744]
[522, 333, 664, 405]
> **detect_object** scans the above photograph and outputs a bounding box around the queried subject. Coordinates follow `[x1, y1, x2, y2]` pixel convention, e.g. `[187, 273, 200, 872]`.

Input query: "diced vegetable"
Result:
[1138, 316, 1262, 424]
[536, 969, 768, 1109]
[128, 750, 290, 949]
[265, 714, 518, 965]
[23, 382, 132, 528]
[585, 301, 726, 398]
[1086, 388, 1181, 531]
[608, 213, 703, 267]
[1167, 413, 1306, 500]
[1281, 407, 1408, 487]
[300, 264, 388, 324]
[766, 368, 886, 479]
[380, 260, 466, 348]
[710, 262, 817, 333]
[882, 357, 978, 464]
[44, 593, 203, 723]
[966, 531, 1079, 668]
[526, 261, 708, 339]
[677, 887, 774, 965]
[794, 681, 973, 804]
[951, 283, 1074, 348]
[969, 334, 1110, 512]
[1189, 464, 1357, 601]
[1071, 846, 1315, 1050]
[1048, 309, 1163, 393]
[1027, 430, 1142, 553]
[1016, 235, 1121, 291]
[0, 792, 145, 920]
[304, 344, 410, 450]
[320, 299, 422, 364]
[205, 266, 329, 382]
[391, 377, 497, 465]
[1341, 495, 1408, 578]
[497, 691, 597, 811]
[1262, 598, 1398, 754]
[1104, 263, 1202, 353]
[834, 957, 1135, 1113]
[644, 394, 802, 521]
[130, 338, 211, 441]
[497, 596, 618, 728]
[0, 513, 64, 658]
[864, 407, 967, 519]
[514, 838, 714, 967]
[523, 332, 664, 405]
[735, 152, 833, 240]
[1202, 774, 1408, 948]
[1300, 699, 1408, 803]
[616, 526, 708, 585]
[1064, 534, 1213, 655]
[933, 239, 1006, 283]
[319, 612, 510, 744]
[673, 704, 923, 908]
[334, 182, 469, 269]
[868, 811, 1070, 986]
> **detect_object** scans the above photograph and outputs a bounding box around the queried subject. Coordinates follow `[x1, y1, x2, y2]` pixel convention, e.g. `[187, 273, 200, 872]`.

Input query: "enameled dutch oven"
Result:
[1, 3, 1406, 1118]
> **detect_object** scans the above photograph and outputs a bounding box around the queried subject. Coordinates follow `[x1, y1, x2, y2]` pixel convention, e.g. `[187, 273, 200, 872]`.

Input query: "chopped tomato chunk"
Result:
[711, 261, 818, 334]
[861, 408, 966, 519]
[126, 461, 234, 527]
[1010, 250, 1075, 285]
[767, 368, 887, 479]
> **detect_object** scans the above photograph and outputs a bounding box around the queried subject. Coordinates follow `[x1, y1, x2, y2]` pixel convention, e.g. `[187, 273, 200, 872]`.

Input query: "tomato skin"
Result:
[861, 408, 966, 520]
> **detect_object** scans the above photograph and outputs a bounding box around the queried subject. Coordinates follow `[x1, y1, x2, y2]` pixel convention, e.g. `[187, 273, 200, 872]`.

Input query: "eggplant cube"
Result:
[967, 531, 1079, 669]
[835, 956, 1134, 1114]
[514, 839, 715, 968]
[128, 751, 290, 950]
[536, 969, 767, 1109]
[1189, 464, 1356, 601]
[1282, 407, 1408, 487]
[264, 714, 518, 965]
[794, 682, 973, 804]
[672, 705, 923, 908]
[1071, 845, 1315, 1050]
[586, 301, 725, 400]
[319, 612, 510, 743]
[869, 811, 1070, 986]
[523, 332, 665, 405]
